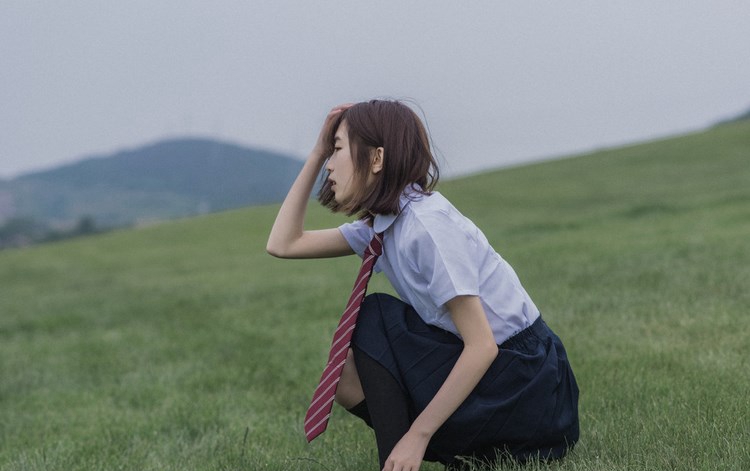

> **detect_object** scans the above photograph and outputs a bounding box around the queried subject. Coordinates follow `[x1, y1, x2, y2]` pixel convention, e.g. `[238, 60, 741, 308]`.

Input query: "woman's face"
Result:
[326, 121, 357, 205]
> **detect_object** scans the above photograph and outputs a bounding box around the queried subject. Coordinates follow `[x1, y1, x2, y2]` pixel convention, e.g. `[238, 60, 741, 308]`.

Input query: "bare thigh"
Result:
[335, 348, 364, 409]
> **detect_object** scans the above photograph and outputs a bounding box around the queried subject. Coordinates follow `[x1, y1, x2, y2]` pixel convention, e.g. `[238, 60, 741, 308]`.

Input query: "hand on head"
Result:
[313, 103, 354, 159]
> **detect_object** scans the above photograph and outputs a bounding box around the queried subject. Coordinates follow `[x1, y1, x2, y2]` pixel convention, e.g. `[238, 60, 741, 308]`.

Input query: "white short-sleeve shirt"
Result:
[338, 187, 540, 345]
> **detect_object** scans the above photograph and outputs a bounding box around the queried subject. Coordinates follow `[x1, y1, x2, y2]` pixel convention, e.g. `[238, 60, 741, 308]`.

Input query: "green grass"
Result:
[1, 121, 749, 470]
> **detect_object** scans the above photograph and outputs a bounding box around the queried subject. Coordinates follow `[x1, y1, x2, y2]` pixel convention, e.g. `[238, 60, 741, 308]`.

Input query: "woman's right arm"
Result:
[266, 105, 354, 259]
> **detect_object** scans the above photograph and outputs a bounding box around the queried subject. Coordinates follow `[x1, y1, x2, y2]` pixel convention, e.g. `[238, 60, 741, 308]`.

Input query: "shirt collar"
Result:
[373, 184, 424, 233]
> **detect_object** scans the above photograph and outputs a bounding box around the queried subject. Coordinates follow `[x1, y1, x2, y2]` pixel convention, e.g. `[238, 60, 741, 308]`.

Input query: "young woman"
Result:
[267, 100, 579, 470]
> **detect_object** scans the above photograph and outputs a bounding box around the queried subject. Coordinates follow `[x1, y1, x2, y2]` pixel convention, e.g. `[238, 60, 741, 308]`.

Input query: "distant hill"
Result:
[0, 138, 305, 229]
[714, 105, 750, 126]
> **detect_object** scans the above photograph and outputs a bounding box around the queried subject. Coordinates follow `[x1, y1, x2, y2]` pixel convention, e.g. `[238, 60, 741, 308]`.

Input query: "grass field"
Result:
[1, 121, 749, 470]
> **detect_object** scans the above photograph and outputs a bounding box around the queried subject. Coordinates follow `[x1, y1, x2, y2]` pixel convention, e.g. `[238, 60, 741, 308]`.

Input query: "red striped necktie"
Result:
[304, 232, 384, 442]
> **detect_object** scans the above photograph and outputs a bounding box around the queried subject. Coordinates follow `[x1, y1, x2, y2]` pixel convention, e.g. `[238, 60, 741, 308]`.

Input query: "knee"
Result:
[360, 292, 402, 323]
[360, 293, 381, 314]
[362, 292, 405, 313]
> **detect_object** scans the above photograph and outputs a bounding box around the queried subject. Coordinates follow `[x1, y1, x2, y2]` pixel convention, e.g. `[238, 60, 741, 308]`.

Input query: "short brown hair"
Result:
[318, 100, 439, 218]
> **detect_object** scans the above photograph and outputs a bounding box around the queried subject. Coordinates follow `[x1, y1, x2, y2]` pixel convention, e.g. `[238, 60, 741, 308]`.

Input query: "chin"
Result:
[334, 195, 351, 206]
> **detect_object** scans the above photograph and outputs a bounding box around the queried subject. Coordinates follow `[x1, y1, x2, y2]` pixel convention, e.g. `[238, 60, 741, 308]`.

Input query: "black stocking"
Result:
[353, 346, 412, 469]
[346, 399, 373, 428]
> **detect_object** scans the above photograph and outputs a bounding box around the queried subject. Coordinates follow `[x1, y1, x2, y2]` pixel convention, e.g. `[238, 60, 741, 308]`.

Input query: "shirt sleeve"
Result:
[338, 219, 374, 259]
[405, 211, 481, 308]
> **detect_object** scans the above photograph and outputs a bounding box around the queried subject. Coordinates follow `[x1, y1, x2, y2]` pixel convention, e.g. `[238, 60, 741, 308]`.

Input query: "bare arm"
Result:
[266, 105, 354, 259]
[383, 295, 498, 471]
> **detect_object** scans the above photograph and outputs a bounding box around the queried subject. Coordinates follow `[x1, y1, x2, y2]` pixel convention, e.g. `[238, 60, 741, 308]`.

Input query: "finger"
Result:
[330, 103, 354, 114]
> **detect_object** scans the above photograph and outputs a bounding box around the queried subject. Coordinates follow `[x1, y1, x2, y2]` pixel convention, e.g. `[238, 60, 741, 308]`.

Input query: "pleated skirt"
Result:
[351, 293, 580, 464]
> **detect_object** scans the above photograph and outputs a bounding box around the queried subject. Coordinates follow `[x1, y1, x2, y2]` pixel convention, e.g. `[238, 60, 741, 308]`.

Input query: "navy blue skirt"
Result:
[351, 293, 579, 464]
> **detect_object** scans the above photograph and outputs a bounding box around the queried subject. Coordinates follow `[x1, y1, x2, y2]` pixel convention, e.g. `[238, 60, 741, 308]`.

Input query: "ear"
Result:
[371, 147, 384, 174]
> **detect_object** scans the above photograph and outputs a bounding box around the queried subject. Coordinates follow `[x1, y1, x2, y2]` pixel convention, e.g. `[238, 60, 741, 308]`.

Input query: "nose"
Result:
[325, 154, 334, 172]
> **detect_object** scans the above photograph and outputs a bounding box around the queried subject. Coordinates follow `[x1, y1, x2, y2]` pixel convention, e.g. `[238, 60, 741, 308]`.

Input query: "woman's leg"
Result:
[346, 399, 372, 427]
[353, 345, 412, 469]
[337, 348, 373, 427]
[335, 348, 364, 409]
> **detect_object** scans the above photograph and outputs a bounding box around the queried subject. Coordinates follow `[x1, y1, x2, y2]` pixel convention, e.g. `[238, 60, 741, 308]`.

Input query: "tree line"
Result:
[0, 216, 104, 250]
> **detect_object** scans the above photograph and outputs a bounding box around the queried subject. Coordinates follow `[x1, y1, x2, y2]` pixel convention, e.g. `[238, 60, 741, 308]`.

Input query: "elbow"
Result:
[476, 341, 499, 365]
[265, 240, 287, 258]
[486, 342, 500, 361]
[462, 341, 498, 371]
[267, 239, 301, 259]
[483, 344, 500, 370]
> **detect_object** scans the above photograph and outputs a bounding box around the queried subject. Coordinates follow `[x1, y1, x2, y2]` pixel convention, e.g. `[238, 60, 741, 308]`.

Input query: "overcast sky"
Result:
[1, 1, 748, 179]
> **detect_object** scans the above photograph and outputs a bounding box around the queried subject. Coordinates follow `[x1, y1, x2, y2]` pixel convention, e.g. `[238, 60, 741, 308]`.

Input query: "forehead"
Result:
[334, 120, 348, 141]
